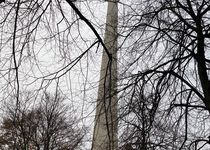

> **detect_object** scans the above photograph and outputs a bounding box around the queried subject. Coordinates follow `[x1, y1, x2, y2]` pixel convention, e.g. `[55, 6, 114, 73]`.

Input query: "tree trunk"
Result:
[196, 21, 210, 112]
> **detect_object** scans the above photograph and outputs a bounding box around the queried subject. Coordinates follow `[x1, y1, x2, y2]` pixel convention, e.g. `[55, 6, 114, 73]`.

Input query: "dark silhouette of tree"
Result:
[0, 92, 86, 150]
[118, 0, 210, 149]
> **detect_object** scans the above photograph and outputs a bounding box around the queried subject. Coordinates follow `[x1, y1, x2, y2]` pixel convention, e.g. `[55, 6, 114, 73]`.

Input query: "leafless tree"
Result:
[117, 0, 210, 149]
[1, 0, 210, 149]
[0, 92, 86, 150]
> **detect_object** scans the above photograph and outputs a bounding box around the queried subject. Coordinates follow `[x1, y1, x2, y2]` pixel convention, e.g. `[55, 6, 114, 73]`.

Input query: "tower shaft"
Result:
[92, 0, 118, 150]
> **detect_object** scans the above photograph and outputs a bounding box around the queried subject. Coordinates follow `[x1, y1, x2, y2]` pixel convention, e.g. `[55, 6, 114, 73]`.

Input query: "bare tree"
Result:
[0, 92, 86, 150]
[1, 0, 210, 149]
[117, 0, 210, 149]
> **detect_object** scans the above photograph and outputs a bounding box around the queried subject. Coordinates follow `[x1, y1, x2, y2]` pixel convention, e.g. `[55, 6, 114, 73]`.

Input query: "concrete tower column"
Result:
[92, 0, 118, 150]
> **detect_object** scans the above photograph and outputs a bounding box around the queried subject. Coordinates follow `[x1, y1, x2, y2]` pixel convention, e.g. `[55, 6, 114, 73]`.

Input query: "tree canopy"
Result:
[0, 92, 85, 150]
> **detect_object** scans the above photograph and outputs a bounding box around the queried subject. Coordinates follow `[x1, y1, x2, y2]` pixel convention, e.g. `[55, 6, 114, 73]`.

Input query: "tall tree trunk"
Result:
[92, 0, 118, 150]
[196, 20, 210, 112]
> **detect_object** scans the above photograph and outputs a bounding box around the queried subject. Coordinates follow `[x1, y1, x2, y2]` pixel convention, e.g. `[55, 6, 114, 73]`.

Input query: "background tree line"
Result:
[0, 92, 86, 150]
